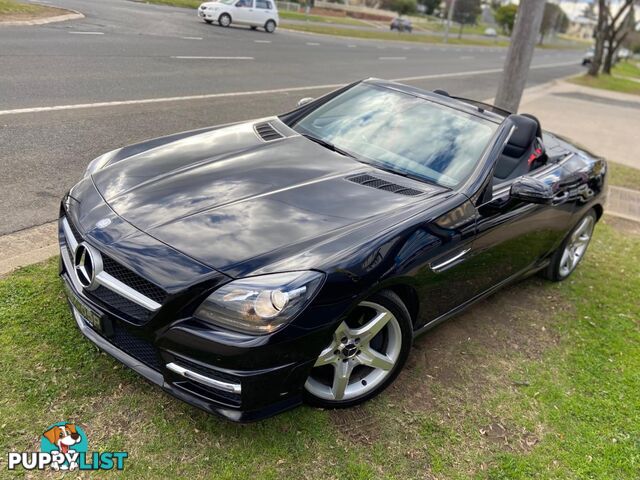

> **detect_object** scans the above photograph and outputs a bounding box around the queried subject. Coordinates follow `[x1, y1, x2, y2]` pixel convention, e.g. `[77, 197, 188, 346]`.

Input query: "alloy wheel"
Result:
[559, 215, 595, 277]
[305, 301, 402, 401]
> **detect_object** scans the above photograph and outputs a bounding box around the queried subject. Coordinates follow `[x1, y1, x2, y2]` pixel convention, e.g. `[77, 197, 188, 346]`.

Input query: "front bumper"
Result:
[58, 213, 330, 422]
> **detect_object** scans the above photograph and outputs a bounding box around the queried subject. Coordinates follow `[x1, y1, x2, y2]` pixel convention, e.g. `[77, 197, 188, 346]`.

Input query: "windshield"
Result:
[293, 84, 498, 188]
[218, 0, 236, 4]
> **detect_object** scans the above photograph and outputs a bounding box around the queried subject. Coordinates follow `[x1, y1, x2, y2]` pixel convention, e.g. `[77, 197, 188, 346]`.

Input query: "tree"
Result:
[448, 0, 481, 38]
[539, 2, 569, 45]
[588, 0, 608, 76]
[419, 0, 440, 15]
[602, 1, 636, 74]
[494, 0, 546, 112]
[390, 0, 417, 16]
[588, 0, 637, 76]
[495, 4, 518, 36]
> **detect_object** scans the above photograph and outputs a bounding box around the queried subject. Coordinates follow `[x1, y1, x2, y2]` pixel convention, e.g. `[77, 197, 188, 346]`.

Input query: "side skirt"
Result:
[412, 260, 550, 338]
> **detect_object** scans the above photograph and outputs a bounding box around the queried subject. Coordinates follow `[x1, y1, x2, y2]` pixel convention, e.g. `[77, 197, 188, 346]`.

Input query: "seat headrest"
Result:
[507, 115, 538, 148]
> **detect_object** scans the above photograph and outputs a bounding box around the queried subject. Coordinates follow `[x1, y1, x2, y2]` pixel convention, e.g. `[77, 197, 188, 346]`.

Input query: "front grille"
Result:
[63, 214, 167, 324]
[102, 256, 167, 304]
[346, 174, 424, 196]
[109, 323, 161, 371]
[86, 286, 152, 324]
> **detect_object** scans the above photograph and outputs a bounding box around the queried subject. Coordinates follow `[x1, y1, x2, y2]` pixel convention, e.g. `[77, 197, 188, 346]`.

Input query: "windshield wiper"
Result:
[301, 134, 355, 159]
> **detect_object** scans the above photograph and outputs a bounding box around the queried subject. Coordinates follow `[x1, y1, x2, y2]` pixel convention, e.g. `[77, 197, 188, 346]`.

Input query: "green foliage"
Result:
[390, 0, 417, 16]
[495, 3, 517, 35]
[419, 0, 440, 15]
[450, 0, 481, 26]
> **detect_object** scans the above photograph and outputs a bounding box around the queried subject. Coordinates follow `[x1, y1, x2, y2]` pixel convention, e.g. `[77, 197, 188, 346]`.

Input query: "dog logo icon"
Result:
[40, 422, 87, 471]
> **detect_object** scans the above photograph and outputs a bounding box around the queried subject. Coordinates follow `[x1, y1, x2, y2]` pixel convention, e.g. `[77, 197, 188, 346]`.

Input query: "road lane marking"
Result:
[379, 56, 406, 60]
[306, 42, 320, 46]
[254, 40, 271, 43]
[181, 36, 203, 40]
[69, 31, 104, 35]
[171, 56, 254, 60]
[347, 44, 357, 48]
[460, 56, 474, 60]
[0, 61, 578, 116]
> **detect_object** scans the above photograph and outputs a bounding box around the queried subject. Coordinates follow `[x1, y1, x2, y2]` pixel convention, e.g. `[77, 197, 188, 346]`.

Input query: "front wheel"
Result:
[264, 19, 276, 33]
[304, 290, 412, 408]
[218, 13, 231, 27]
[543, 210, 596, 281]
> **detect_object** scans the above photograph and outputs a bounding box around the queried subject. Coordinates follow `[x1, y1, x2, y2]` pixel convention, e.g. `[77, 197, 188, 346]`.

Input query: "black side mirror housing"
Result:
[510, 176, 554, 204]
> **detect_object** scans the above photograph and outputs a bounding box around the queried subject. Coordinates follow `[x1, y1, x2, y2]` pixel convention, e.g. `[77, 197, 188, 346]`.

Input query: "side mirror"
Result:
[297, 97, 314, 107]
[509, 176, 554, 204]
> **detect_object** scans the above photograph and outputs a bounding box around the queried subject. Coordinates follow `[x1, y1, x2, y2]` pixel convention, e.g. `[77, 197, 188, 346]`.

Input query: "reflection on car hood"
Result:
[92, 118, 445, 275]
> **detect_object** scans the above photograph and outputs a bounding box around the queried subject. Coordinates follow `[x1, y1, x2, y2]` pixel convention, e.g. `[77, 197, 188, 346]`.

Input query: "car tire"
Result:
[304, 290, 412, 409]
[264, 19, 276, 33]
[218, 13, 231, 27]
[542, 209, 597, 282]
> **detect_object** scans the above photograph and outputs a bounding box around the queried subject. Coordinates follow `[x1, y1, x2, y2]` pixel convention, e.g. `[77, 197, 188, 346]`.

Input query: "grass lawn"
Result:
[280, 23, 510, 47]
[1, 218, 638, 477]
[279, 11, 370, 27]
[0, 0, 65, 19]
[569, 61, 640, 95]
[608, 161, 640, 191]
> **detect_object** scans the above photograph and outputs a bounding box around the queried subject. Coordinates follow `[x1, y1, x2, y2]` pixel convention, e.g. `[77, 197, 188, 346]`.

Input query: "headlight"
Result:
[194, 271, 324, 335]
[84, 149, 119, 178]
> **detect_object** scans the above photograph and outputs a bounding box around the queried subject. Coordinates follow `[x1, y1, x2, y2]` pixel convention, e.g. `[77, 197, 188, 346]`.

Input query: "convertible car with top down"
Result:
[58, 79, 606, 421]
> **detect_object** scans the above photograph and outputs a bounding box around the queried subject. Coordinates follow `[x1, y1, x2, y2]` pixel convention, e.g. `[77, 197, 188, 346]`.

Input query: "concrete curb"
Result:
[0, 6, 84, 26]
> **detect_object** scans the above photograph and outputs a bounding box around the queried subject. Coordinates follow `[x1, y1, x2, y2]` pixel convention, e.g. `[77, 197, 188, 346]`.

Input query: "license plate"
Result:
[62, 279, 106, 333]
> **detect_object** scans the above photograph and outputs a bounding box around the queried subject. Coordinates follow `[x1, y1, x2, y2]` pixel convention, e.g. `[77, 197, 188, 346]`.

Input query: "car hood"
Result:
[92, 118, 446, 276]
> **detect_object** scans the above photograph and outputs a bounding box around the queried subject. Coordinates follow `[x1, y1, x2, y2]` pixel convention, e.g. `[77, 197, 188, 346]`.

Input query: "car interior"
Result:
[493, 114, 546, 184]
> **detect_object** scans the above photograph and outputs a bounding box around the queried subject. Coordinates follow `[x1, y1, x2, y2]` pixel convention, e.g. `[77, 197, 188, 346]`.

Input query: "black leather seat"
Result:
[494, 114, 540, 182]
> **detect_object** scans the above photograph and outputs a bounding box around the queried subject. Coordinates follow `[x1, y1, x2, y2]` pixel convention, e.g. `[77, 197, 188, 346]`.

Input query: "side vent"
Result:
[254, 122, 284, 142]
[346, 174, 424, 196]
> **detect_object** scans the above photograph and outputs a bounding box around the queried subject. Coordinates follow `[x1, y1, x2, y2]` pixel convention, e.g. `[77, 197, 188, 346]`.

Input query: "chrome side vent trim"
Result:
[254, 122, 284, 142]
[346, 174, 424, 196]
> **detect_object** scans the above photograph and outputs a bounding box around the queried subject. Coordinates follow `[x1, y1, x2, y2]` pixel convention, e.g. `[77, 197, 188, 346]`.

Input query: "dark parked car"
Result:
[59, 79, 606, 421]
[390, 17, 412, 32]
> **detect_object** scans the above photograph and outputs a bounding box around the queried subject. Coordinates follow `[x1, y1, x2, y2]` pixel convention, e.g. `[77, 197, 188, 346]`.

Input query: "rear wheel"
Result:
[264, 19, 276, 33]
[304, 290, 412, 408]
[543, 210, 596, 281]
[218, 13, 231, 27]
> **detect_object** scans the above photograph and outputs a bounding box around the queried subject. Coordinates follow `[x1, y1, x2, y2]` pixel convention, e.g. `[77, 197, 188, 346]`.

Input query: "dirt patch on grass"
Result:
[392, 278, 569, 412]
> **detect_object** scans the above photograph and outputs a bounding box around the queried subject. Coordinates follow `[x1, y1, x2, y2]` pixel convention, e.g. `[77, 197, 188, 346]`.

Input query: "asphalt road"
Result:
[0, 0, 583, 235]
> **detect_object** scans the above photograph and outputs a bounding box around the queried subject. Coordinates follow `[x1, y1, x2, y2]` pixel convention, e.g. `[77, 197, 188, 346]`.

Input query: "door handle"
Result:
[552, 191, 570, 205]
[429, 248, 471, 273]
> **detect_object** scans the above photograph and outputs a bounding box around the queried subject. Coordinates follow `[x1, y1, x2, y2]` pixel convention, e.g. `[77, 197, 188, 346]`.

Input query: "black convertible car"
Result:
[59, 79, 606, 421]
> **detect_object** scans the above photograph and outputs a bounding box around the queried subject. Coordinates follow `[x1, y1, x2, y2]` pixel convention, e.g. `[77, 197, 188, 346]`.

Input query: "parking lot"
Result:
[0, 0, 583, 235]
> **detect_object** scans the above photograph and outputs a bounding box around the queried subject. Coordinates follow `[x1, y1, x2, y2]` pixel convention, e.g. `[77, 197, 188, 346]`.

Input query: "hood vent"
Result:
[254, 122, 284, 142]
[346, 174, 424, 196]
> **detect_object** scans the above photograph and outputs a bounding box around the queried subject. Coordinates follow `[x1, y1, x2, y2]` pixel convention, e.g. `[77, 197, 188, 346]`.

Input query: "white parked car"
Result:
[198, 0, 279, 33]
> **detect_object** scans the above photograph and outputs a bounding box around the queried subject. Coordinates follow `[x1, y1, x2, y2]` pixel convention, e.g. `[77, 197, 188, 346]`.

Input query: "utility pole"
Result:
[494, 0, 546, 113]
[443, 0, 457, 44]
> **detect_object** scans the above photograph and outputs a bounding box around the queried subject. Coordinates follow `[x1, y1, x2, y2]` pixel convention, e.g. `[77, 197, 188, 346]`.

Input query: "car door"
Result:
[468, 158, 577, 296]
[253, 0, 272, 25]
[232, 0, 253, 24]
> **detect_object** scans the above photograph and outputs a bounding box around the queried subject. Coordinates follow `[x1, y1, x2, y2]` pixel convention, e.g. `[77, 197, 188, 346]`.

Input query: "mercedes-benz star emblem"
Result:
[74, 243, 100, 290]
